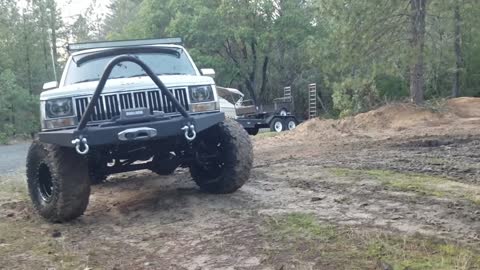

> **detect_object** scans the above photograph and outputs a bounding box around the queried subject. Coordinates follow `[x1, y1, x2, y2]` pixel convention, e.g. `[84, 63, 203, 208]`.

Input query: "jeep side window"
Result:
[64, 52, 197, 85]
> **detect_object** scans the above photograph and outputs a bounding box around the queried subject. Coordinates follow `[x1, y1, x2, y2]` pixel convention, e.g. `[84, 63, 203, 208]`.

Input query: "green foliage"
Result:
[332, 77, 380, 117]
[0, 0, 56, 143]
[0, 70, 39, 141]
[100, 0, 479, 115]
[2, 0, 480, 144]
[375, 74, 409, 100]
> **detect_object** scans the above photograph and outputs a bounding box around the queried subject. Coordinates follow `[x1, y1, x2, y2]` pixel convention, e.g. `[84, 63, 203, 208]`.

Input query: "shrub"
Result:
[332, 77, 380, 117]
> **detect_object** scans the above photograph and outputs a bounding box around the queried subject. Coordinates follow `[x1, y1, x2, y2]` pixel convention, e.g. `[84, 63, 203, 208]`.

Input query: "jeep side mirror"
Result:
[200, 68, 215, 78]
[43, 81, 58, 90]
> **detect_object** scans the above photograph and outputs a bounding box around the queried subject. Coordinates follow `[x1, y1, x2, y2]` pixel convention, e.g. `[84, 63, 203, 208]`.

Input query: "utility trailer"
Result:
[217, 86, 300, 135]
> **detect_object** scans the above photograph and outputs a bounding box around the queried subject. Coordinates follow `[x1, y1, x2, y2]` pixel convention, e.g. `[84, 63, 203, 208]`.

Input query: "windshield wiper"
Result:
[109, 74, 144, 79]
[74, 78, 99, 84]
[158, 73, 187, 75]
[128, 73, 147, 78]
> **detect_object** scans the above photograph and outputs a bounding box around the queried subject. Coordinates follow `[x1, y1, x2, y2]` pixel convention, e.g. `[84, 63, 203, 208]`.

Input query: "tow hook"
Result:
[182, 124, 196, 142]
[71, 137, 89, 155]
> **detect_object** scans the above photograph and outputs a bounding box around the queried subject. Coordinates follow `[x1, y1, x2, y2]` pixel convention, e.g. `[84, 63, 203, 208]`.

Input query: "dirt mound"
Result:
[447, 97, 480, 118]
[293, 118, 341, 136]
[289, 98, 480, 139]
[337, 103, 454, 131]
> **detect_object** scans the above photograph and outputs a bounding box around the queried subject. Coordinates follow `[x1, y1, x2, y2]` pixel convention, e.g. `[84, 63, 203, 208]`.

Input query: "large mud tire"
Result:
[26, 140, 90, 222]
[190, 119, 253, 194]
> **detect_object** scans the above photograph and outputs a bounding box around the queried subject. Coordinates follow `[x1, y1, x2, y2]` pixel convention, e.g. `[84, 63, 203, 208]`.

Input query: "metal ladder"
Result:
[308, 83, 317, 119]
[284, 86, 291, 98]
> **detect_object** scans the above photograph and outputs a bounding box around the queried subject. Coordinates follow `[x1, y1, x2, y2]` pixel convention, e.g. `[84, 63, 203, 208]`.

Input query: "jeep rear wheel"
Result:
[190, 119, 253, 194]
[26, 140, 90, 222]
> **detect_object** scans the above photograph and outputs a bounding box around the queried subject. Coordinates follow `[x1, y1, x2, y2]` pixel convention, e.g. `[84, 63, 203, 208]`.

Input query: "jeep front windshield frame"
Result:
[64, 48, 197, 86]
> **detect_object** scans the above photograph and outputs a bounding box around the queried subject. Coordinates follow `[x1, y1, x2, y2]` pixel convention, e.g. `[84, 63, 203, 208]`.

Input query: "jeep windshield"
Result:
[64, 48, 197, 85]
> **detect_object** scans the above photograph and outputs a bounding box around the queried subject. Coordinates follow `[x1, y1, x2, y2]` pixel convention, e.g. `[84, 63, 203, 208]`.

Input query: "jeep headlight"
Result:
[189, 85, 214, 103]
[45, 98, 74, 118]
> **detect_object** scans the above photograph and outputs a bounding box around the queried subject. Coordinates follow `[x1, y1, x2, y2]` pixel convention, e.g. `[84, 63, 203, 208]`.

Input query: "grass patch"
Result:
[255, 131, 281, 138]
[0, 221, 91, 269]
[264, 212, 480, 269]
[329, 168, 480, 204]
[267, 212, 337, 241]
[0, 174, 28, 201]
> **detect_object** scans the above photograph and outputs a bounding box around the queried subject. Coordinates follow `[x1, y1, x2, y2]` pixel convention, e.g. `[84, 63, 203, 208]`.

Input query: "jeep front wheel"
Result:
[190, 119, 253, 194]
[26, 140, 91, 222]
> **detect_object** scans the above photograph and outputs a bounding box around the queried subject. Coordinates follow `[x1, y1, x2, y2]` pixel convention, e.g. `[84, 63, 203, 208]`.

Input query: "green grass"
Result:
[0, 221, 90, 269]
[264, 212, 480, 269]
[0, 174, 28, 201]
[255, 131, 281, 138]
[330, 168, 480, 204]
[267, 212, 337, 241]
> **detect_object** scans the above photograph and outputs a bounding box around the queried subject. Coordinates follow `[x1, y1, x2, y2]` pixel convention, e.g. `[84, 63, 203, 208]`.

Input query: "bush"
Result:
[375, 74, 409, 100]
[0, 70, 40, 144]
[0, 123, 15, 144]
[332, 77, 380, 117]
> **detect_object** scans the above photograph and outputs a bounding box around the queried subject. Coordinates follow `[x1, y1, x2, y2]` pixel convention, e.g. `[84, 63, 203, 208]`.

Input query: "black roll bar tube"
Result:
[76, 55, 193, 132]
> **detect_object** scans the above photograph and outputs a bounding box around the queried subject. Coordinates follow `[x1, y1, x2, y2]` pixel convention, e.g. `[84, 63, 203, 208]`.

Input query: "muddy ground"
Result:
[1, 113, 480, 269]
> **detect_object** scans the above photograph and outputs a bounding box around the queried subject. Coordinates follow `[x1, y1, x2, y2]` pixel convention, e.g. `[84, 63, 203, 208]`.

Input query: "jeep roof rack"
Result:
[67, 38, 183, 53]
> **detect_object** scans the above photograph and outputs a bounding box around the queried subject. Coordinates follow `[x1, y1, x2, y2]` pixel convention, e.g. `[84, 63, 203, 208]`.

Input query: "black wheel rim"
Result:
[38, 164, 54, 202]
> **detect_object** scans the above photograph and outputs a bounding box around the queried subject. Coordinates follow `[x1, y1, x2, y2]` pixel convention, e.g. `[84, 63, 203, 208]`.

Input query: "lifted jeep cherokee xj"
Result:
[26, 38, 253, 222]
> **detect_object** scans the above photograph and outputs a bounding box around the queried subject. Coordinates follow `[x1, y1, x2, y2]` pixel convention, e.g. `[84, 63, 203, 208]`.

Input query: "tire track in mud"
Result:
[249, 162, 479, 244]
[250, 135, 480, 244]
[1, 134, 479, 269]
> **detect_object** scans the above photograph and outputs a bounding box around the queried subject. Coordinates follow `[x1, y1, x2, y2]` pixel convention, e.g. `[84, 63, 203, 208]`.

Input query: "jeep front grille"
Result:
[74, 88, 189, 122]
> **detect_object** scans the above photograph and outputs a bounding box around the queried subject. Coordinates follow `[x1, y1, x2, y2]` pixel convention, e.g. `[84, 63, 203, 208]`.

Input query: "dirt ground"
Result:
[1, 98, 480, 269]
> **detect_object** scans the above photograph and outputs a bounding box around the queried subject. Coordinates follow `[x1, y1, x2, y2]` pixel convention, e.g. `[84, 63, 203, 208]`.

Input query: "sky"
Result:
[58, 0, 110, 23]
[17, 0, 110, 22]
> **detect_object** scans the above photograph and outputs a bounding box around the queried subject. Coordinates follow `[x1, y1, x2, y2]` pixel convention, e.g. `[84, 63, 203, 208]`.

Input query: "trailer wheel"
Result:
[190, 119, 253, 194]
[26, 140, 90, 222]
[270, 118, 285, 132]
[246, 128, 259, 136]
[286, 117, 298, 131]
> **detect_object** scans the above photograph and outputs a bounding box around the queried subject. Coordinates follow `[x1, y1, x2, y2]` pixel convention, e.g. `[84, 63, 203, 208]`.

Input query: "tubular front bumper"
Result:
[38, 111, 224, 147]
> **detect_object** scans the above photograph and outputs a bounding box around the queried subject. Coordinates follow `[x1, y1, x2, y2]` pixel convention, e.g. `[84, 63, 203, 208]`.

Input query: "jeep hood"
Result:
[40, 75, 215, 100]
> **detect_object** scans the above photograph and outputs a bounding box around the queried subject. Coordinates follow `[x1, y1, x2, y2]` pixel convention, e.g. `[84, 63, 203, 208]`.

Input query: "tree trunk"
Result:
[48, 2, 59, 81]
[246, 40, 258, 104]
[409, 0, 427, 104]
[260, 56, 269, 98]
[38, 2, 50, 78]
[452, 1, 462, 97]
[22, 14, 33, 94]
[245, 78, 257, 104]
